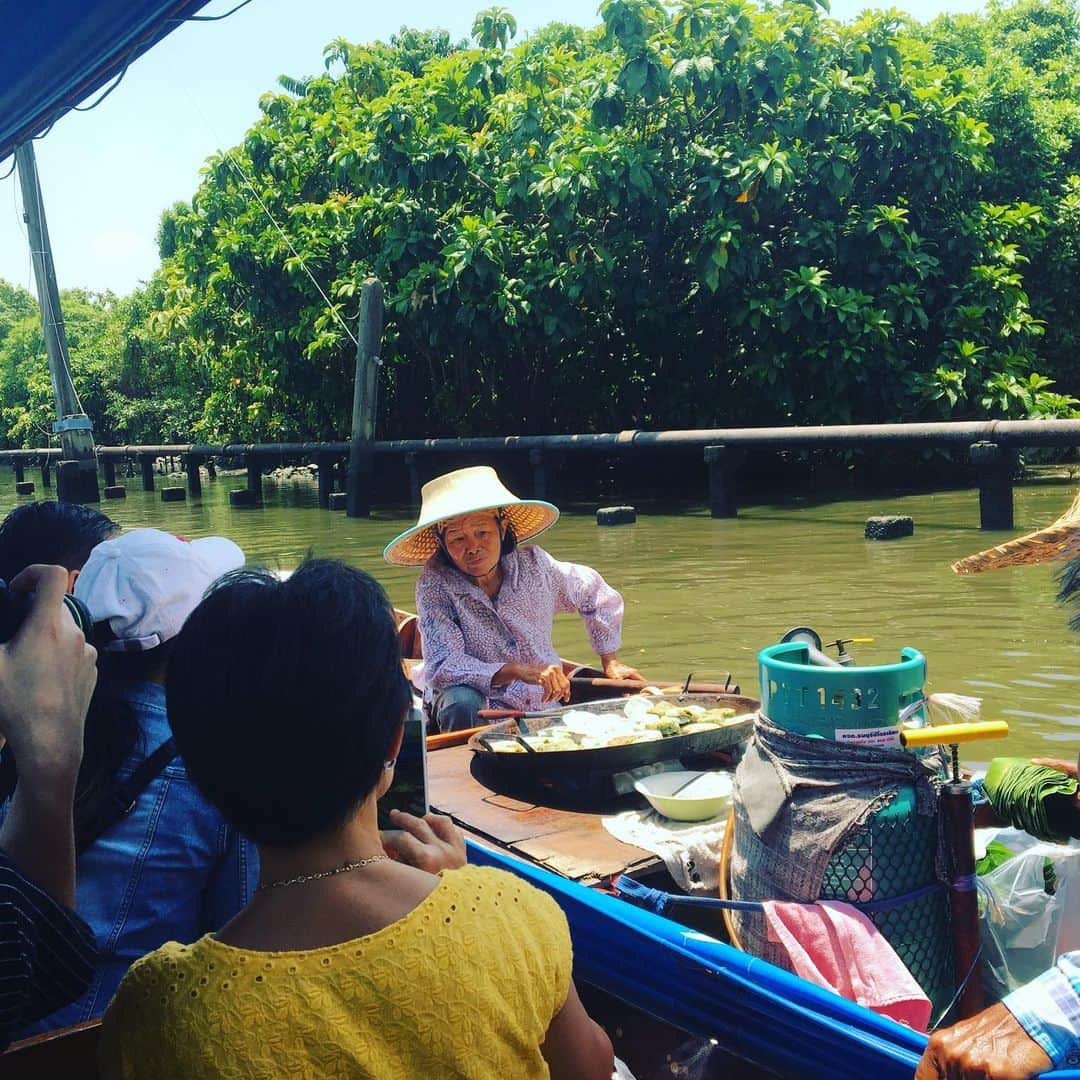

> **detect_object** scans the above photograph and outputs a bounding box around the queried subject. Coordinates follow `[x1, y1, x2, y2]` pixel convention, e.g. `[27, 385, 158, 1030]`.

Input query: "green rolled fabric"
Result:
[983, 757, 1079, 844]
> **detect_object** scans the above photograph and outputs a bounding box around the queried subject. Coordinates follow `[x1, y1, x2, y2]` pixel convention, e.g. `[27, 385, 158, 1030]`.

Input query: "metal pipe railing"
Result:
[4, 418, 1080, 462]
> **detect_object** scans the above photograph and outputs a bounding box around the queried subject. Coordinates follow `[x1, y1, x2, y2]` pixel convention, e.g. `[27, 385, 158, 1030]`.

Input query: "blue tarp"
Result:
[466, 842, 1080, 1079]
[0, 0, 212, 163]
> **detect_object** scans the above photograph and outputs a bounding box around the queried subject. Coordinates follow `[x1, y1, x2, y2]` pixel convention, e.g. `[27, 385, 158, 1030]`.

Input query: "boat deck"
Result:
[428, 742, 662, 885]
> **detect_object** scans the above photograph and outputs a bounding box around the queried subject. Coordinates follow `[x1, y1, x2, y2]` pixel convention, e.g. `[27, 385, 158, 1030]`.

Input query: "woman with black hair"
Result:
[384, 466, 641, 731]
[99, 558, 614, 1079]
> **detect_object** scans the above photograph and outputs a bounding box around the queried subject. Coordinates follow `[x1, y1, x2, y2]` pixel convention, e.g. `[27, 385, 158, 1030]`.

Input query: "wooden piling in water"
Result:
[530, 449, 549, 501]
[185, 454, 203, 498]
[246, 454, 262, 504]
[705, 445, 736, 518]
[970, 441, 1015, 531]
[317, 453, 335, 510]
[140, 455, 156, 492]
[404, 452, 420, 512]
[346, 279, 383, 518]
[102, 458, 116, 487]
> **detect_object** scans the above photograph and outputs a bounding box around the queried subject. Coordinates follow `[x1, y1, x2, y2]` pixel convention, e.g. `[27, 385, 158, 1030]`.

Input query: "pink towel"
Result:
[761, 899, 932, 1032]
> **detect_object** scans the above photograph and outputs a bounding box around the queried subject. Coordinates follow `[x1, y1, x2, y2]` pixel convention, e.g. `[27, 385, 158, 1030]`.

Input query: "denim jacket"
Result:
[12, 681, 259, 1034]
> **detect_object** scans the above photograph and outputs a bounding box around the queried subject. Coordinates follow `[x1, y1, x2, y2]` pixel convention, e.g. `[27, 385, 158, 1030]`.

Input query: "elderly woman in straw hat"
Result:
[384, 466, 641, 732]
[914, 494, 1080, 1080]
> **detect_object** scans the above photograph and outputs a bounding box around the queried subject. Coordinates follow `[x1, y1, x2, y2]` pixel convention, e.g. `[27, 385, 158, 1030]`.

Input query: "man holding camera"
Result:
[0, 564, 99, 1050]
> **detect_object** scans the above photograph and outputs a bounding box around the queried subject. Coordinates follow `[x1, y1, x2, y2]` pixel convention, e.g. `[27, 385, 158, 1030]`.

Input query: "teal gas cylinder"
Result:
[755, 642, 952, 1013]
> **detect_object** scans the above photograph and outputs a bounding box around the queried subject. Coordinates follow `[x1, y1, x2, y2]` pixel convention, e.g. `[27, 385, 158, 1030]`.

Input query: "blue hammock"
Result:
[467, 842, 1080, 1080]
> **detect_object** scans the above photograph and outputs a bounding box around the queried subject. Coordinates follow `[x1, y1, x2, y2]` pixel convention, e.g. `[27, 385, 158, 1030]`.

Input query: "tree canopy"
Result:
[1, 1, 1078, 448]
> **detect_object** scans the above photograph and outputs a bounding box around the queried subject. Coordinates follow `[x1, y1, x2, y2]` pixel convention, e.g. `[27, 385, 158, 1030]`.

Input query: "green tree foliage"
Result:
[0, 277, 201, 448]
[1, 4, 1078, 448]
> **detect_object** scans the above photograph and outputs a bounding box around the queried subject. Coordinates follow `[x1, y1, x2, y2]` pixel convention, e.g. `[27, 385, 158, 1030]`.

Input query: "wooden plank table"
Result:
[427, 742, 662, 885]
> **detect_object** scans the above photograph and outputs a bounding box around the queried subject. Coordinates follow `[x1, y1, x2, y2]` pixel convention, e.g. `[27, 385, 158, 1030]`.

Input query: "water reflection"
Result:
[3, 471, 1077, 758]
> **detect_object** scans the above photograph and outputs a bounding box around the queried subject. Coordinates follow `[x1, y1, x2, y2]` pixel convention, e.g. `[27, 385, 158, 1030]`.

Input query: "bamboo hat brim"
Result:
[383, 465, 559, 567]
[951, 487, 1080, 574]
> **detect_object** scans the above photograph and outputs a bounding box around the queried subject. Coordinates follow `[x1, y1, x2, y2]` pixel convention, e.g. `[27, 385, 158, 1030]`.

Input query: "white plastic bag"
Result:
[978, 828, 1080, 999]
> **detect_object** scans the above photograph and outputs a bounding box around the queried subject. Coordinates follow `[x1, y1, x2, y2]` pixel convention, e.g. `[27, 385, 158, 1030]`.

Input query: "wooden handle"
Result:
[899, 720, 1010, 748]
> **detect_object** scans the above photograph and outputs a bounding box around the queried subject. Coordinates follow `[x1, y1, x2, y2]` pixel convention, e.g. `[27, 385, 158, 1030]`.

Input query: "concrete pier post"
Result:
[970, 442, 1015, 531]
[102, 458, 116, 488]
[404, 453, 421, 511]
[139, 455, 156, 492]
[185, 454, 203, 498]
[705, 444, 736, 518]
[529, 449, 549, 501]
[246, 454, 262, 504]
[41, 461, 51, 489]
[317, 453, 335, 510]
[346, 279, 383, 518]
[12, 459, 24, 484]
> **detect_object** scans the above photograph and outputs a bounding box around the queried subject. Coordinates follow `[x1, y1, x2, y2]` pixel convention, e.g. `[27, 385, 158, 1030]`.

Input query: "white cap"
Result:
[74, 528, 245, 651]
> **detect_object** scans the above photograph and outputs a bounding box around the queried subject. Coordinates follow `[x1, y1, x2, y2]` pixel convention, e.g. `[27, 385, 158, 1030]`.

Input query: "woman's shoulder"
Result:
[443, 865, 569, 936]
[118, 936, 208, 983]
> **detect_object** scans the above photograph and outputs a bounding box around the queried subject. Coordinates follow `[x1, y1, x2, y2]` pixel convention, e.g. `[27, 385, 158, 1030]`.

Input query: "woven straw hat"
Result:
[951, 486, 1080, 574]
[383, 466, 558, 567]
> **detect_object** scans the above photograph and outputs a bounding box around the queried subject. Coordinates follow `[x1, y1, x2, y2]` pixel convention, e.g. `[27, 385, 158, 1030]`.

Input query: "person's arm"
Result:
[540, 980, 615, 1080]
[0, 564, 98, 904]
[0, 565, 99, 1049]
[0, 853, 97, 1050]
[541, 550, 629, 668]
[415, 575, 503, 696]
[915, 952, 1080, 1078]
[491, 660, 570, 703]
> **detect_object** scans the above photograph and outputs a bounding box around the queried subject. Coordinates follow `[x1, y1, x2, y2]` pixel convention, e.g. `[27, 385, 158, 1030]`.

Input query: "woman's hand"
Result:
[496, 662, 571, 703]
[600, 655, 644, 682]
[381, 810, 467, 873]
[0, 564, 97, 778]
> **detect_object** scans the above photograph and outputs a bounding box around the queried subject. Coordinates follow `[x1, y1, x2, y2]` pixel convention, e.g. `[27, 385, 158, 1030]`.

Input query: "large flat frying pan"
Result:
[467, 693, 759, 781]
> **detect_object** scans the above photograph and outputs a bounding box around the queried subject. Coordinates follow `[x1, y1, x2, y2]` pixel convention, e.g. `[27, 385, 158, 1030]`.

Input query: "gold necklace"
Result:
[257, 854, 390, 892]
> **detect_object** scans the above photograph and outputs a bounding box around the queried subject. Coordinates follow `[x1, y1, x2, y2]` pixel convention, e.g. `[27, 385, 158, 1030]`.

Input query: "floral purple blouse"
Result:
[414, 545, 624, 712]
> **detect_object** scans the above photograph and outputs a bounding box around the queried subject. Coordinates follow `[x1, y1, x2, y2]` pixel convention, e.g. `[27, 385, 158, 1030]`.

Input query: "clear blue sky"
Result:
[0, 0, 988, 297]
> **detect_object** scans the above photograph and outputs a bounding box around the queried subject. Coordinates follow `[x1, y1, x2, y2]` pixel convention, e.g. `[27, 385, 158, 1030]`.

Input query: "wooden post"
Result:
[316, 453, 335, 510]
[970, 442, 1014, 531]
[102, 458, 116, 487]
[346, 279, 384, 518]
[139, 455, 156, 492]
[705, 445, 736, 518]
[404, 452, 421, 511]
[246, 454, 262, 504]
[184, 454, 203, 498]
[40, 461, 51, 489]
[12, 459, 24, 484]
[206, 458, 217, 480]
[530, 449, 549, 501]
[942, 780, 984, 1019]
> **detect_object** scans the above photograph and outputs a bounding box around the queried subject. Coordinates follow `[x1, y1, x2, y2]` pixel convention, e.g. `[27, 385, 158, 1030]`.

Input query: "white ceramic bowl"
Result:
[634, 770, 733, 822]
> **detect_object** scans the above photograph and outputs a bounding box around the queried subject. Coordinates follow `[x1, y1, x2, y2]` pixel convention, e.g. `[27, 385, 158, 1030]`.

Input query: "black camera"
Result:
[0, 578, 92, 644]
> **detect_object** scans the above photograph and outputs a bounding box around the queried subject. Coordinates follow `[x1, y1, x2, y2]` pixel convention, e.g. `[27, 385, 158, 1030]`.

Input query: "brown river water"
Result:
[3, 470, 1078, 766]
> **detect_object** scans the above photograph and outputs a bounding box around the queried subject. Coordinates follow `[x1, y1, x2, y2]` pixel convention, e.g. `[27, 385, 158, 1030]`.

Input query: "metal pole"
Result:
[346, 279, 383, 518]
[14, 142, 99, 503]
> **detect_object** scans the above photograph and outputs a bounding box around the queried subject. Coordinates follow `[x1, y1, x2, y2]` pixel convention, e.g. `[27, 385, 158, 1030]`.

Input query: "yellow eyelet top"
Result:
[98, 866, 572, 1079]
